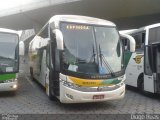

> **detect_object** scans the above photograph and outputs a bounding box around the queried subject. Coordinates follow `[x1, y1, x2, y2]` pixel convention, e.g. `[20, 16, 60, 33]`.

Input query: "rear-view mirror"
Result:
[52, 29, 64, 50]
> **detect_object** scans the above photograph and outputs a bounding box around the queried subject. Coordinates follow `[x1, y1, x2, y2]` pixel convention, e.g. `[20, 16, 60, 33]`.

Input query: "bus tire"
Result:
[137, 74, 144, 93]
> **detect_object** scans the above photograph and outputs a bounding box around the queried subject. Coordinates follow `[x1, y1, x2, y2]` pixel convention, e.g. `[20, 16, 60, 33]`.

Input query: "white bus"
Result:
[122, 23, 160, 94]
[29, 15, 135, 103]
[0, 28, 21, 92]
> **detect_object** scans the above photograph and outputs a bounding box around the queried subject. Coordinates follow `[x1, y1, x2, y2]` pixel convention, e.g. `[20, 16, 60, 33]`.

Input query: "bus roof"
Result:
[0, 28, 18, 34]
[125, 23, 160, 34]
[49, 15, 116, 27]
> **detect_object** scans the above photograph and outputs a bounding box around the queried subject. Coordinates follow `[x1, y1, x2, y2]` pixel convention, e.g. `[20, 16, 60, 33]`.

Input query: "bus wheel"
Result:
[138, 75, 144, 93]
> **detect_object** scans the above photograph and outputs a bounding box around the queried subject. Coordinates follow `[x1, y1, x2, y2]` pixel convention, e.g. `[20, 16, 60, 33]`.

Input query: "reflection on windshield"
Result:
[0, 32, 18, 73]
[98, 44, 115, 76]
[95, 26, 122, 74]
[61, 23, 123, 75]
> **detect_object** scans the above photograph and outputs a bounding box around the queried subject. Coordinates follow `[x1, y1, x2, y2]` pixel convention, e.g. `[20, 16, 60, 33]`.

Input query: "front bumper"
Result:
[60, 82, 125, 103]
[0, 81, 18, 91]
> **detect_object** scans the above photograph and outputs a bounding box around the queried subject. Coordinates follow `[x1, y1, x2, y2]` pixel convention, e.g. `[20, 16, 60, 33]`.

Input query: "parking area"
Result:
[0, 59, 160, 119]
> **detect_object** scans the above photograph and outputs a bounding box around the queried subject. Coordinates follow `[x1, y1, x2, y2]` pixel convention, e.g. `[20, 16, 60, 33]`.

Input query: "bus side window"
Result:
[141, 33, 145, 49]
[133, 35, 141, 49]
[121, 37, 130, 51]
[132, 32, 145, 50]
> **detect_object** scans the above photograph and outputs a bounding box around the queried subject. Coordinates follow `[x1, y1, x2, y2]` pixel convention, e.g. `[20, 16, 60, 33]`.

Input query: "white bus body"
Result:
[123, 23, 160, 94]
[29, 15, 135, 103]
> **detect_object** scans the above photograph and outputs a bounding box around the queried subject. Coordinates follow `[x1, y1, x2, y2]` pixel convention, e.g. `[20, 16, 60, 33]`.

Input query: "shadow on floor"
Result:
[126, 85, 160, 100]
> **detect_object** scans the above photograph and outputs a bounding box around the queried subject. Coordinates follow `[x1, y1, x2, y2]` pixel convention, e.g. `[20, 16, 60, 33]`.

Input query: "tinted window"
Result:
[121, 37, 130, 51]
[0, 32, 19, 72]
[132, 32, 145, 50]
[60, 22, 123, 75]
[149, 27, 160, 44]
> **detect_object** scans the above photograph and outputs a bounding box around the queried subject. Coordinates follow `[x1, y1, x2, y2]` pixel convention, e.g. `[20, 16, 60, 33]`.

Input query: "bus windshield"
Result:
[61, 23, 123, 75]
[0, 32, 19, 73]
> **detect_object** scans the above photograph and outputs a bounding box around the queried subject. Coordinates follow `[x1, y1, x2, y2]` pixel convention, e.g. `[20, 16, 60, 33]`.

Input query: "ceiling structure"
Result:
[0, 0, 160, 31]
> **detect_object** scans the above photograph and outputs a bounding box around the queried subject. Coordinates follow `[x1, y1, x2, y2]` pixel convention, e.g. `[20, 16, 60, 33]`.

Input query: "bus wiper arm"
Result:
[89, 44, 96, 63]
[99, 44, 115, 77]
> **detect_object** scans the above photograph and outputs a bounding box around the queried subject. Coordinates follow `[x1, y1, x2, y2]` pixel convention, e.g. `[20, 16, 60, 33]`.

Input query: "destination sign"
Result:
[66, 25, 90, 30]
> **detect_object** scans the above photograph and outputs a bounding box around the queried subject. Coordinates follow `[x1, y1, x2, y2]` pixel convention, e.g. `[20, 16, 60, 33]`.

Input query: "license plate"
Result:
[93, 95, 104, 100]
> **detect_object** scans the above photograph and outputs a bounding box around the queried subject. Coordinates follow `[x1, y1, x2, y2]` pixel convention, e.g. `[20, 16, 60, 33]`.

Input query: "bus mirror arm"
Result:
[53, 29, 64, 50]
[120, 33, 136, 52]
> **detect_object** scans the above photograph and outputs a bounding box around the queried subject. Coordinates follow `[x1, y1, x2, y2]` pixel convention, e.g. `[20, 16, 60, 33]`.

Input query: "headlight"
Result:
[60, 79, 79, 89]
[12, 84, 17, 89]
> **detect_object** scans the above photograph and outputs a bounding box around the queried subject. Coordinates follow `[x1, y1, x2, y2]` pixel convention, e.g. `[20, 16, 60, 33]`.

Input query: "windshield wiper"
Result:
[99, 44, 115, 77]
[89, 44, 96, 63]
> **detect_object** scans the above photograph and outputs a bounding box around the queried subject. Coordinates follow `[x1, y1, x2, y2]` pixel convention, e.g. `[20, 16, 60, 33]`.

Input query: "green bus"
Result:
[0, 28, 22, 92]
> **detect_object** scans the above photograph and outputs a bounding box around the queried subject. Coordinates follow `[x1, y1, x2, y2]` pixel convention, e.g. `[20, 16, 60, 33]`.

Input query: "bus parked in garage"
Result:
[29, 15, 135, 103]
[122, 23, 160, 94]
[0, 28, 20, 92]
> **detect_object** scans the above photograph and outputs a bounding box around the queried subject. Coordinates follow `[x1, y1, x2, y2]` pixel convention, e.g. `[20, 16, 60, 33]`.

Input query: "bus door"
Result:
[144, 45, 154, 93]
[152, 43, 160, 93]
